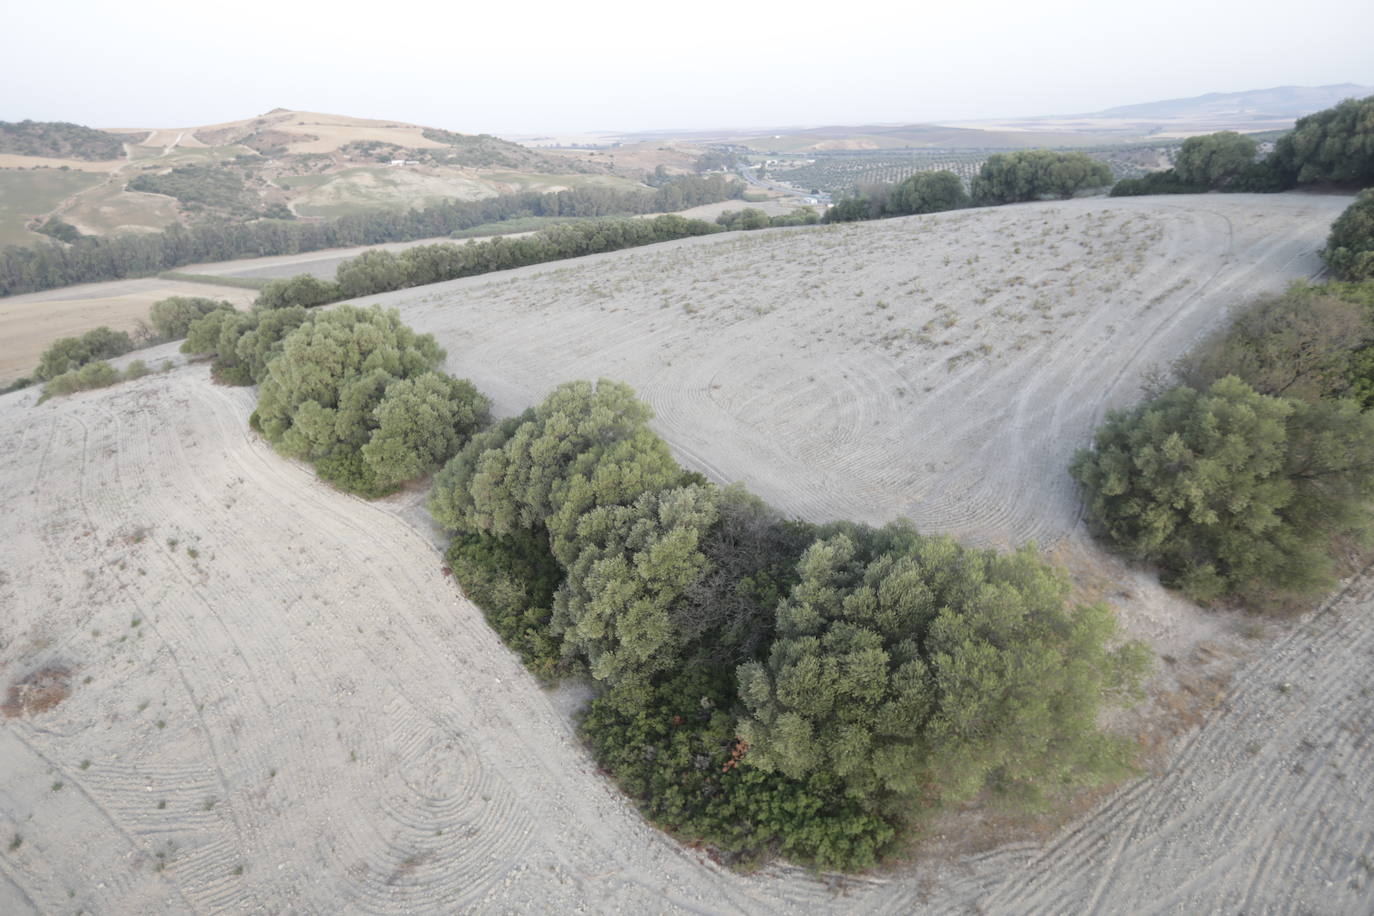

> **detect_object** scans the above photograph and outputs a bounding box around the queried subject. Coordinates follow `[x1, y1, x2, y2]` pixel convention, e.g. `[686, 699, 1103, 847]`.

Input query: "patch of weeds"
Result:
[79, 759, 91, 770]
[156, 720, 166, 730]
[51, 781, 64, 791]
[1245, 741, 1263, 756]
[232, 864, 244, 876]
[130, 617, 141, 628]
[167, 537, 179, 549]
[8, 835, 20, 852]
[157, 799, 167, 809]
[186, 547, 198, 560]
[203, 798, 216, 811]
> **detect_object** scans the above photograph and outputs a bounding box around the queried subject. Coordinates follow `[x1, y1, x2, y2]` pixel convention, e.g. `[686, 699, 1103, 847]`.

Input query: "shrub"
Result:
[1170, 283, 1371, 403]
[361, 373, 491, 488]
[1174, 132, 1258, 188]
[255, 274, 342, 310]
[1070, 376, 1374, 603]
[1323, 190, 1374, 281]
[972, 151, 1113, 204]
[35, 326, 134, 380]
[149, 296, 230, 340]
[736, 525, 1148, 807]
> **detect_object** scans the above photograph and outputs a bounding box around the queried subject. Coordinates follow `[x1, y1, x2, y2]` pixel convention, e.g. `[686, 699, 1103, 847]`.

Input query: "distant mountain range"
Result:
[1087, 83, 1373, 121]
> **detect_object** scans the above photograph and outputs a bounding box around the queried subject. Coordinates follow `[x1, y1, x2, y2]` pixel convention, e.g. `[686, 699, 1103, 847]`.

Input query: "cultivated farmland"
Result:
[2, 192, 1371, 914]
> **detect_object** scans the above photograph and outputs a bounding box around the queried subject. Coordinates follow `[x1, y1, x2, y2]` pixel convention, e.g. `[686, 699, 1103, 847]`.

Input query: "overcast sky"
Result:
[2, 0, 1370, 135]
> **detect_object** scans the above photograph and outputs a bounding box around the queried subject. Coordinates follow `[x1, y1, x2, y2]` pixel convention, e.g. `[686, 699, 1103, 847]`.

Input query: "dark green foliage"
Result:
[244, 305, 485, 495]
[127, 165, 257, 217]
[1174, 132, 1258, 188]
[1224, 158, 1294, 193]
[0, 120, 128, 160]
[40, 359, 156, 401]
[1171, 283, 1372, 403]
[35, 217, 84, 243]
[427, 379, 1148, 870]
[445, 528, 565, 675]
[971, 151, 1113, 204]
[1272, 95, 1374, 186]
[552, 483, 718, 686]
[1323, 190, 1374, 281]
[35, 326, 134, 380]
[715, 206, 821, 230]
[823, 171, 968, 223]
[361, 373, 491, 488]
[1109, 170, 1209, 197]
[716, 208, 773, 231]
[256, 305, 444, 459]
[0, 176, 741, 298]
[581, 667, 897, 870]
[736, 526, 1147, 807]
[148, 296, 230, 340]
[676, 485, 815, 664]
[255, 274, 341, 309]
[1070, 376, 1374, 603]
[889, 170, 969, 215]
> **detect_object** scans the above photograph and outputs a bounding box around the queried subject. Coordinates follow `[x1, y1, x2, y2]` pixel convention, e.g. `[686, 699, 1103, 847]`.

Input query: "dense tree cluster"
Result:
[34, 326, 134, 380]
[824, 170, 970, 223]
[126, 164, 259, 218]
[1073, 278, 1374, 605]
[148, 296, 231, 340]
[1111, 94, 1374, 198]
[0, 175, 742, 297]
[1324, 190, 1374, 281]
[247, 305, 489, 495]
[1272, 95, 1374, 186]
[971, 152, 1113, 204]
[428, 379, 1148, 867]
[0, 120, 132, 160]
[1173, 132, 1258, 188]
[715, 207, 821, 230]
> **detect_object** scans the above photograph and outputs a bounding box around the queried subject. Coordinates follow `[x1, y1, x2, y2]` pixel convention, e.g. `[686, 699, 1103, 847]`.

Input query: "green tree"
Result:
[553, 484, 718, 686]
[1272, 95, 1374, 186]
[255, 274, 342, 310]
[1323, 190, 1374, 281]
[889, 170, 969, 215]
[1171, 283, 1371, 403]
[1174, 132, 1258, 188]
[255, 305, 445, 461]
[361, 373, 491, 488]
[736, 526, 1147, 806]
[149, 296, 230, 340]
[972, 151, 1113, 204]
[1070, 376, 1374, 603]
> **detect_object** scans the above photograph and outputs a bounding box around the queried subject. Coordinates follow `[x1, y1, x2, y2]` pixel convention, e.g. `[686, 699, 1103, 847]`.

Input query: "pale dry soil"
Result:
[0, 280, 259, 385]
[2, 193, 1372, 913]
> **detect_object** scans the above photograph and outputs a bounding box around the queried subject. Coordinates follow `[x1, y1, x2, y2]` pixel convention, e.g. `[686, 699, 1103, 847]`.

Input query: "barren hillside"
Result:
[3, 192, 1371, 913]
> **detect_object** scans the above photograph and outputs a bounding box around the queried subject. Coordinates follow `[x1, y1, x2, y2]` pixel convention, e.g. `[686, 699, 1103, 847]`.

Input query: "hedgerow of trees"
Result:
[824, 171, 969, 223]
[428, 379, 1149, 868]
[0, 174, 742, 298]
[971, 151, 1113, 204]
[1323, 190, 1374, 281]
[1111, 94, 1374, 197]
[0, 120, 133, 160]
[1072, 277, 1374, 606]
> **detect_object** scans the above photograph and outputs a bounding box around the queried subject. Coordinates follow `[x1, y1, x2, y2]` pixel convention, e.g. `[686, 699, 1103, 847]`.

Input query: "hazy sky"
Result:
[2, 0, 1370, 135]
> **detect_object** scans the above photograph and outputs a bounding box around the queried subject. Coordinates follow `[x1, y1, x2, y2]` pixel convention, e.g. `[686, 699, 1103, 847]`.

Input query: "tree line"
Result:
[1111, 94, 1374, 197]
[0, 174, 741, 297]
[822, 151, 1112, 224]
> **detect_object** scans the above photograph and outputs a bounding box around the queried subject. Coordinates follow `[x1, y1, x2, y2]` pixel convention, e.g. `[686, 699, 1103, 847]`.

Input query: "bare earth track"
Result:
[3, 192, 1372, 913]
